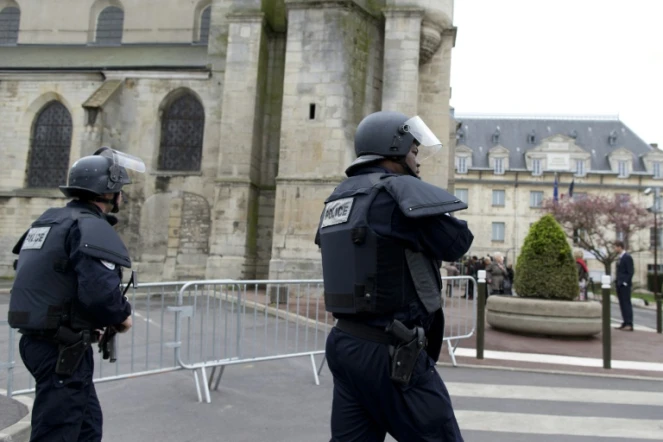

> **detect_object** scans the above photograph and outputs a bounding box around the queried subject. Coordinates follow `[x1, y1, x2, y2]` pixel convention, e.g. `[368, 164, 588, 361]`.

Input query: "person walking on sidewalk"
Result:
[574, 249, 589, 301]
[614, 240, 634, 331]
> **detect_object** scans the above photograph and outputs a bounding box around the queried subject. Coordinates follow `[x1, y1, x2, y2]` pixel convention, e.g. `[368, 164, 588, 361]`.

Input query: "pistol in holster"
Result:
[54, 327, 91, 376]
[385, 319, 427, 386]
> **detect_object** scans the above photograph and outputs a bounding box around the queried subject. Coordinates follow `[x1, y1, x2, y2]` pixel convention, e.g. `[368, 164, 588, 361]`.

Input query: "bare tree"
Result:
[542, 195, 653, 276]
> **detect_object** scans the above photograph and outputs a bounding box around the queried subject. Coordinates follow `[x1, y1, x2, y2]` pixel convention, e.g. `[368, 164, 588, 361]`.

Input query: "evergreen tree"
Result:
[514, 214, 579, 300]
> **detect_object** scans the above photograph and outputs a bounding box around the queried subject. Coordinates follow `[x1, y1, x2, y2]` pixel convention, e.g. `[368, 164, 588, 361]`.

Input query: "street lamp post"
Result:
[645, 187, 663, 334]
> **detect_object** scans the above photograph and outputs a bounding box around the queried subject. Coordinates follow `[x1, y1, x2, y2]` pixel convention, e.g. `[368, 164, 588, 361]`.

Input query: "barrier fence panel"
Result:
[1, 281, 188, 397]
[442, 276, 478, 366]
[2, 276, 477, 402]
[170, 280, 333, 403]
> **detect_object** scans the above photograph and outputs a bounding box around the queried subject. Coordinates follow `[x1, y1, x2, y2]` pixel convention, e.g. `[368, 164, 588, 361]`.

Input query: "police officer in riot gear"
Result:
[316, 111, 474, 441]
[8, 147, 145, 442]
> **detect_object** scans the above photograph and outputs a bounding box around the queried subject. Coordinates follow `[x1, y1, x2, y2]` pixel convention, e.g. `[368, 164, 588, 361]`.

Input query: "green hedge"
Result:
[514, 214, 579, 300]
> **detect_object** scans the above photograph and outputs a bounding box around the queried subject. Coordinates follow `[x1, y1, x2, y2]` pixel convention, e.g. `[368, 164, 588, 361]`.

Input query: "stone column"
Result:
[206, 11, 268, 279]
[417, 21, 455, 189]
[268, 0, 383, 280]
[381, 7, 424, 115]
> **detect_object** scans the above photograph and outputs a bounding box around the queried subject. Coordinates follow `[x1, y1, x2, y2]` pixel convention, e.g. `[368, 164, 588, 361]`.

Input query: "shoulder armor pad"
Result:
[77, 216, 131, 268]
[381, 175, 468, 218]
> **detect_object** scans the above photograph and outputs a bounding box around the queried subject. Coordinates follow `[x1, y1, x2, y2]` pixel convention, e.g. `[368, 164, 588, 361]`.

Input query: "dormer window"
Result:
[641, 151, 663, 179]
[618, 160, 628, 178]
[527, 130, 536, 144]
[457, 157, 468, 174]
[489, 146, 509, 175]
[455, 146, 473, 174]
[654, 162, 662, 179]
[608, 147, 632, 179]
[494, 158, 504, 174]
[575, 159, 586, 177]
[532, 159, 542, 176]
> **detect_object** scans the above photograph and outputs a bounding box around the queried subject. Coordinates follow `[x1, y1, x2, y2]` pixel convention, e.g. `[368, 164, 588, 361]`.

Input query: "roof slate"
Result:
[453, 116, 656, 172]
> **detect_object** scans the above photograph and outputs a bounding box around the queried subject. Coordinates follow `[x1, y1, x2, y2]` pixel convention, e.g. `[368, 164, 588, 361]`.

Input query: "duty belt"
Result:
[335, 319, 400, 345]
[19, 328, 100, 344]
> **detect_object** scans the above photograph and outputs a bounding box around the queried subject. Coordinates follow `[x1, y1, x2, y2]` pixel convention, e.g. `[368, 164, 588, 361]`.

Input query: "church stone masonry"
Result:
[0, 0, 457, 283]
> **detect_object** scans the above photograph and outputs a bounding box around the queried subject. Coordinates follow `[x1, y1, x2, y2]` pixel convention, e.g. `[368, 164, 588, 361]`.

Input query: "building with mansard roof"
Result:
[451, 113, 663, 286]
[0, 0, 458, 282]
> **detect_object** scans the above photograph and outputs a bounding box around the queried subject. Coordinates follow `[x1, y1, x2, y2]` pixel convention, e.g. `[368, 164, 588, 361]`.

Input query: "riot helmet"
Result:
[347, 111, 443, 177]
[59, 147, 146, 213]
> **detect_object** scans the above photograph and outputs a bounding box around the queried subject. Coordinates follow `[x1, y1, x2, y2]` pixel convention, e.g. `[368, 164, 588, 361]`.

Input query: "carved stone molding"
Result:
[419, 19, 444, 65]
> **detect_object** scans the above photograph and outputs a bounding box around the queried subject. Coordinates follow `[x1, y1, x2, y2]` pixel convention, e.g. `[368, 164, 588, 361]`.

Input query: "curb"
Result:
[0, 391, 32, 442]
[586, 292, 656, 311]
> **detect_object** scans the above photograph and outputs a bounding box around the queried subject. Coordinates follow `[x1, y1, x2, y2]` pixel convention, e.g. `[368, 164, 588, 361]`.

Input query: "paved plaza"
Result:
[94, 360, 663, 441]
[2, 284, 663, 441]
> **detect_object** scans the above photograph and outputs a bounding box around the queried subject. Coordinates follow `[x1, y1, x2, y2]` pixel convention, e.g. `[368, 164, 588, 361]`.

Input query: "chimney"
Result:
[651, 143, 659, 149]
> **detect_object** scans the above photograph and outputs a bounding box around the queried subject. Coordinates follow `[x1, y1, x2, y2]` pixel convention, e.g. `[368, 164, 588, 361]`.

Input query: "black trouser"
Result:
[325, 326, 464, 441]
[19, 335, 102, 442]
[616, 285, 634, 327]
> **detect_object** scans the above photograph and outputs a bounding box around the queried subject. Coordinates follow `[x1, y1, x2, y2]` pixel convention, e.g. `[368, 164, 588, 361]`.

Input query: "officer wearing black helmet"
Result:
[8, 147, 145, 442]
[315, 111, 473, 441]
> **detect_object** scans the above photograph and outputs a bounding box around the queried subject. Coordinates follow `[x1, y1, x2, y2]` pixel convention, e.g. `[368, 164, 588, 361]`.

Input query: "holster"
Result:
[386, 319, 427, 385]
[54, 327, 91, 376]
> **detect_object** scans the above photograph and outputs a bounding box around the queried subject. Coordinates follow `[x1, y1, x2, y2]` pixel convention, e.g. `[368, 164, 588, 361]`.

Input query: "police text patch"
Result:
[21, 227, 51, 251]
[321, 198, 354, 228]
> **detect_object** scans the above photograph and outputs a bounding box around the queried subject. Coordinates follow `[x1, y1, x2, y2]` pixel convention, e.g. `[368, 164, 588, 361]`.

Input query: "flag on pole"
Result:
[553, 173, 559, 204]
[568, 178, 575, 199]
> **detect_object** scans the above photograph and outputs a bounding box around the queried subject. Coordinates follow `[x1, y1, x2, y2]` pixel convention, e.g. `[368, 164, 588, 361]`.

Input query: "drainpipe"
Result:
[513, 172, 519, 264]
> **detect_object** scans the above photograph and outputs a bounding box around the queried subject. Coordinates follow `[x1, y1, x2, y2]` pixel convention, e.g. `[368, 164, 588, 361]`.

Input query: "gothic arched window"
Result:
[96, 6, 124, 45]
[0, 6, 20, 45]
[27, 101, 73, 188]
[158, 93, 205, 171]
[199, 6, 211, 44]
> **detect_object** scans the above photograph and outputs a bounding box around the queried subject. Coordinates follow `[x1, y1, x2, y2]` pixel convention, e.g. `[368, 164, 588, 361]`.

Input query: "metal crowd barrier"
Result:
[1, 281, 188, 397]
[441, 276, 478, 366]
[170, 276, 478, 403]
[168, 279, 331, 403]
[1, 276, 477, 403]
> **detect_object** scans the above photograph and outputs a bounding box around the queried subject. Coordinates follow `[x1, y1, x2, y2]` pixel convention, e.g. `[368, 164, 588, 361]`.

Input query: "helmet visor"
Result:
[94, 147, 146, 173]
[404, 116, 442, 161]
[112, 150, 146, 173]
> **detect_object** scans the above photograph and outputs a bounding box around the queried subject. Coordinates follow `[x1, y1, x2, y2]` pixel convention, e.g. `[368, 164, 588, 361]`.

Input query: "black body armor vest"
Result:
[317, 173, 467, 317]
[8, 204, 130, 331]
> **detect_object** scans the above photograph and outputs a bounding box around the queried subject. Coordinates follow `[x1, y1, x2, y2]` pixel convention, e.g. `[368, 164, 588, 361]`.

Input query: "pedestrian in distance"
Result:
[613, 240, 634, 331]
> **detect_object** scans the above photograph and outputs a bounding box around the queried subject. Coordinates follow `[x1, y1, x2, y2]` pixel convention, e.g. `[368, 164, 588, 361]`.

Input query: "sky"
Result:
[450, 0, 663, 146]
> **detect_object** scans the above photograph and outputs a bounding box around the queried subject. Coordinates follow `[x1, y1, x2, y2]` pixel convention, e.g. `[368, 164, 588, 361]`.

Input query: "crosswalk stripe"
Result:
[446, 382, 663, 406]
[453, 348, 663, 372]
[455, 411, 663, 439]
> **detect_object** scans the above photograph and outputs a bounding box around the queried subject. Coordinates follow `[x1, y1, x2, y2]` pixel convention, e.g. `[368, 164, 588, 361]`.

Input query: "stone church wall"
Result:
[0, 0, 456, 283]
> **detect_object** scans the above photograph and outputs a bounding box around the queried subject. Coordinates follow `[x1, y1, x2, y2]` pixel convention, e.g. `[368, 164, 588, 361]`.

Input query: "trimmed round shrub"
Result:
[514, 214, 579, 300]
